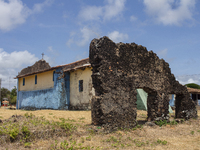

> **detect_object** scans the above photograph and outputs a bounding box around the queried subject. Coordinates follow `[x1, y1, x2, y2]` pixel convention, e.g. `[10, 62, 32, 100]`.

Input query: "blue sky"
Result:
[0, 0, 200, 89]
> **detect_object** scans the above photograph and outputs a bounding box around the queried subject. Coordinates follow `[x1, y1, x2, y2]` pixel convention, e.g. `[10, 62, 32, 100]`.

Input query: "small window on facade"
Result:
[35, 75, 37, 84]
[79, 80, 83, 92]
[53, 71, 55, 81]
[23, 78, 25, 86]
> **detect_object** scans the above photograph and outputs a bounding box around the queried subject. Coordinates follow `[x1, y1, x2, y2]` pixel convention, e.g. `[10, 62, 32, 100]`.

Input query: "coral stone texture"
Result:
[89, 36, 197, 130]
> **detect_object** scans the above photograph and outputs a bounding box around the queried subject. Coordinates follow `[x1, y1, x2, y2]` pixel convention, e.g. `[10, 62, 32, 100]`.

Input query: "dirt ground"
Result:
[0, 106, 200, 150]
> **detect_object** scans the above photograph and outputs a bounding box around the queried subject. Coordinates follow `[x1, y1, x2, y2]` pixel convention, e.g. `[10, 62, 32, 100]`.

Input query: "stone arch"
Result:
[89, 36, 197, 131]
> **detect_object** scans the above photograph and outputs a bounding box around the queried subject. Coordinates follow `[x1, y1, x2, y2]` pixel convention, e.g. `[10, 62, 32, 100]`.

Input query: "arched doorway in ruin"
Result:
[136, 87, 171, 123]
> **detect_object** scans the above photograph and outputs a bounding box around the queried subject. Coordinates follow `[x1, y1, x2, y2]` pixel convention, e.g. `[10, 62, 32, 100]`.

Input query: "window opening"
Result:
[53, 71, 55, 81]
[35, 75, 37, 84]
[23, 78, 25, 86]
[79, 80, 83, 92]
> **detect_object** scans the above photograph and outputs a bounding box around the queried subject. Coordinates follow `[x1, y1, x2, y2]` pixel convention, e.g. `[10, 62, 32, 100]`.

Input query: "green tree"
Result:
[185, 83, 200, 89]
[10, 86, 17, 99]
[1, 87, 10, 102]
[10, 96, 17, 105]
[9, 86, 17, 105]
[0, 86, 17, 105]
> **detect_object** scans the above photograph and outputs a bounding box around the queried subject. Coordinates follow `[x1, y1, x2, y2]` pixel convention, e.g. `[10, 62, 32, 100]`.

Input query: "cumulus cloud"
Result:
[104, 0, 126, 20]
[143, 0, 196, 26]
[108, 31, 128, 43]
[0, 49, 38, 68]
[79, 6, 103, 21]
[176, 74, 200, 85]
[0, 48, 39, 89]
[67, 27, 99, 47]
[79, 0, 126, 21]
[0, 0, 29, 31]
[0, 0, 53, 31]
[78, 27, 98, 46]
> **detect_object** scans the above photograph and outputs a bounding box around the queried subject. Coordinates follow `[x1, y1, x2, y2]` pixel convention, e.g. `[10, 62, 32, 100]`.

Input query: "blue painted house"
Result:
[15, 58, 95, 110]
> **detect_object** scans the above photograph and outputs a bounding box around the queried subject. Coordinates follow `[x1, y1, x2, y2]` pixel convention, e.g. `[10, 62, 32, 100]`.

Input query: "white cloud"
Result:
[176, 74, 200, 85]
[108, 31, 128, 43]
[79, 0, 126, 21]
[130, 15, 137, 22]
[78, 27, 98, 46]
[0, 0, 53, 31]
[0, 0, 30, 31]
[67, 27, 99, 47]
[104, 0, 126, 20]
[143, 0, 196, 26]
[79, 6, 103, 21]
[0, 48, 39, 89]
[0, 49, 38, 68]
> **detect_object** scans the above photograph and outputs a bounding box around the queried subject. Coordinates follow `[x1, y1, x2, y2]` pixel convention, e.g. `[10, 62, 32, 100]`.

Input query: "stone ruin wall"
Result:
[89, 36, 197, 131]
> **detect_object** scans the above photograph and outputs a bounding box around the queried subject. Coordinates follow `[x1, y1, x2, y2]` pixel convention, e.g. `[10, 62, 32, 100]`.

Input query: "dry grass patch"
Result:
[0, 107, 200, 149]
[0, 108, 91, 125]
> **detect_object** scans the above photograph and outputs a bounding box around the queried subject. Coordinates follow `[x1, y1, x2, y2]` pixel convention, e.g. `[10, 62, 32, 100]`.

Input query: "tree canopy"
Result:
[1, 86, 17, 105]
[185, 83, 200, 89]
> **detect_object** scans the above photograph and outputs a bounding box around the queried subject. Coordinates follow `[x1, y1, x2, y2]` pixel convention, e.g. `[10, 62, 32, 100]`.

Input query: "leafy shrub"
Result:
[9, 127, 19, 141]
[155, 120, 168, 127]
[157, 139, 167, 145]
[24, 142, 31, 148]
[191, 131, 194, 135]
[155, 120, 178, 127]
[21, 125, 30, 141]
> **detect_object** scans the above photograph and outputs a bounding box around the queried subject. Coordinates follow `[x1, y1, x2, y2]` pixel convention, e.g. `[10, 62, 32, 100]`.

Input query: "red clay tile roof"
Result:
[187, 87, 200, 94]
[15, 58, 90, 78]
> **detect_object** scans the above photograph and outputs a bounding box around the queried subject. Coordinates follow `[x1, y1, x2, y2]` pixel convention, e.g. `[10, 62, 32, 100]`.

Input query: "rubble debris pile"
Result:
[89, 36, 197, 131]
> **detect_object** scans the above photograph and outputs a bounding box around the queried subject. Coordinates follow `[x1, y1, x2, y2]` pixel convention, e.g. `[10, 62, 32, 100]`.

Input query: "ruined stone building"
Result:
[89, 36, 197, 130]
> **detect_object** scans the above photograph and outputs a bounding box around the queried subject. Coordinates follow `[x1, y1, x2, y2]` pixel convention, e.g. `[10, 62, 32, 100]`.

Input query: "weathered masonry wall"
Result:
[17, 68, 69, 110]
[89, 36, 197, 131]
[70, 67, 95, 110]
[18, 70, 55, 91]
